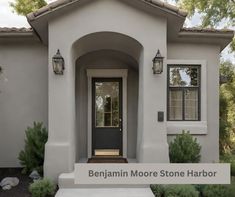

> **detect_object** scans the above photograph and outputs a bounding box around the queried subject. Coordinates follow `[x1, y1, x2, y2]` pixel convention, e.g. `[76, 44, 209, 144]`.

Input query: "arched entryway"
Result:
[72, 32, 143, 162]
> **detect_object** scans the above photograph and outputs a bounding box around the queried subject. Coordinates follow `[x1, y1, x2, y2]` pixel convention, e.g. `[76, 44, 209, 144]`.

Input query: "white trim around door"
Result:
[87, 69, 128, 158]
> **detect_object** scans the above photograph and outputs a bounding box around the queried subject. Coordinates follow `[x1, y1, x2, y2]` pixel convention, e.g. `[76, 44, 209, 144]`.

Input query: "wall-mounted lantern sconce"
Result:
[52, 49, 65, 75]
[152, 49, 164, 74]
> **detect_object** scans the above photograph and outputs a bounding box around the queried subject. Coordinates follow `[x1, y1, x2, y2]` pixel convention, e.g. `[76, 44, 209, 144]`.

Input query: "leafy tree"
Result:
[10, 0, 47, 16]
[220, 61, 235, 154]
[171, 0, 235, 50]
[175, 0, 235, 27]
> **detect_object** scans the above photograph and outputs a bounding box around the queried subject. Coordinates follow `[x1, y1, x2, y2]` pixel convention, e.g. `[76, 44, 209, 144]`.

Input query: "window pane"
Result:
[169, 66, 199, 87]
[169, 90, 183, 120]
[95, 82, 119, 127]
[104, 96, 111, 112]
[104, 113, 111, 126]
[184, 89, 199, 120]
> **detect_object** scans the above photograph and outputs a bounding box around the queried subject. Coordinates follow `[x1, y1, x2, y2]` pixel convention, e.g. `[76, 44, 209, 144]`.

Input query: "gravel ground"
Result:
[0, 168, 33, 197]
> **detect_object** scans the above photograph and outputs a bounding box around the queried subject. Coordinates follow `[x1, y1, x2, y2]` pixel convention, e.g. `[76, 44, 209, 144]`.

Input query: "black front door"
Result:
[92, 78, 123, 156]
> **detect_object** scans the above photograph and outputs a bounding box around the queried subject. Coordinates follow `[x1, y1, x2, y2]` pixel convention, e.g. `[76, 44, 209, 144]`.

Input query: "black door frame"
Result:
[91, 77, 123, 156]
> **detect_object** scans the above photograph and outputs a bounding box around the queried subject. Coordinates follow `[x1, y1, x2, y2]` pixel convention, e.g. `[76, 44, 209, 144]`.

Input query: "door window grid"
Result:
[95, 81, 120, 128]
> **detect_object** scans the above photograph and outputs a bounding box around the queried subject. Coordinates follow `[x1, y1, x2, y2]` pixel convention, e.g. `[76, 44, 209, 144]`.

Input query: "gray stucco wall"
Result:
[75, 50, 138, 160]
[45, 0, 169, 180]
[0, 39, 48, 167]
[167, 42, 220, 163]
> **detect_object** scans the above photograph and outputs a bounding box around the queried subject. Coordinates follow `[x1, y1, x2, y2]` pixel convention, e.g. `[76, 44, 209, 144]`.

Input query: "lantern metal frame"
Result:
[52, 49, 65, 75]
[152, 49, 164, 74]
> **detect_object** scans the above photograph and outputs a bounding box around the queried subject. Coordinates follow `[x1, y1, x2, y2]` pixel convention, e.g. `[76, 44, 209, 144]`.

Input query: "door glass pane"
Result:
[184, 89, 198, 120]
[95, 82, 119, 127]
[169, 90, 183, 120]
[169, 66, 199, 87]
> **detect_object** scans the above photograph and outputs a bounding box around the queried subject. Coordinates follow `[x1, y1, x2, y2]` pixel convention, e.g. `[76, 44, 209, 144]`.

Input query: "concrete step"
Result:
[58, 172, 149, 188]
[55, 188, 155, 197]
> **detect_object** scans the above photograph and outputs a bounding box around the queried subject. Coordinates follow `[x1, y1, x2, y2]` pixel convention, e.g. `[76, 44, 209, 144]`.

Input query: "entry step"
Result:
[55, 188, 154, 197]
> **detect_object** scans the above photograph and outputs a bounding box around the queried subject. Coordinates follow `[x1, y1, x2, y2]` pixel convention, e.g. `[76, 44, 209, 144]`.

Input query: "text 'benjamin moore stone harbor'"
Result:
[75, 164, 230, 185]
[88, 169, 218, 180]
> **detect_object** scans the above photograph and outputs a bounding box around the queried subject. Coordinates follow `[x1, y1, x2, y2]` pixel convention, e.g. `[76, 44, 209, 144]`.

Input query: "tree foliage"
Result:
[220, 61, 235, 154]
[172, 0, 235, 50]
[175, 0, 235, 27]
[10, 0, 47, 16]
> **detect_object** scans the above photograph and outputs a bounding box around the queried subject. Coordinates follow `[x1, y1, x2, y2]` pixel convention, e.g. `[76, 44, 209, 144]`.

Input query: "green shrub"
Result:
[220, 153, 235, 176]
[150, 185, 165, 197]
[231, 162, 235, 176]
[194, 185, 206, 196]
[18, 122, 48, 175]
[202, 185, 232, 197]
[29, 179, 56, 197]
[169, 130, 201, 163]
[164, 185, 199, 197]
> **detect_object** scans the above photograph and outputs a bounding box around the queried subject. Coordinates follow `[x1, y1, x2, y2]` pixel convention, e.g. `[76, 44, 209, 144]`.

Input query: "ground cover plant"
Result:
[29, 179, 56, 197]
[151, 179, 235, 197]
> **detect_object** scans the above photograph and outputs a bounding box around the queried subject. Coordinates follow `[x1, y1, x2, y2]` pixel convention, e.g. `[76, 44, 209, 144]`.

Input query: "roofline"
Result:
[141, 0, 187, 18]
[0, 28, 34, 37]
[0, 32, 34, 37]
[27, 0, 188, 22]
[0, 27, 233, 39]
[179, 28, 234, 39]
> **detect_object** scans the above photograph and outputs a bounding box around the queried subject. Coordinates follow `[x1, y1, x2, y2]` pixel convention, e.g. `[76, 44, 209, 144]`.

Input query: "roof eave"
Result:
[176, 31, 234, 51]
[26, 0, 188, 23]
[179, 31, 234, 39]
[0, 32, 35, 38]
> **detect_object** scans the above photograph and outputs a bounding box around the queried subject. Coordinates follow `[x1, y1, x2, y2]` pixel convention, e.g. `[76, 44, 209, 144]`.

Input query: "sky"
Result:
[0, 0, 234, 63]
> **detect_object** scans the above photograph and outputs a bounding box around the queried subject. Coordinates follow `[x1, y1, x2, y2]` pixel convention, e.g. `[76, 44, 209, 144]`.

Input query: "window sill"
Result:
[166, 121, 207, 135]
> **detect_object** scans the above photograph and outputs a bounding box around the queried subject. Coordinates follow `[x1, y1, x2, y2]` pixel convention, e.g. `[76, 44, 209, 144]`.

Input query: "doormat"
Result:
[87, 158, 128, 163]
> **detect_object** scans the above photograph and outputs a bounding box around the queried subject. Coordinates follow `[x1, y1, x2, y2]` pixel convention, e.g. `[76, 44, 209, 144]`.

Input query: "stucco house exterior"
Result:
[0, 0, 234, 193]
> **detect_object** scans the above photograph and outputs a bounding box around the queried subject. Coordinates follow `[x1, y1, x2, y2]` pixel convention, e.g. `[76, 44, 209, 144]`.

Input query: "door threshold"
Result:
[91, 155, 124, 159]
[87, 157, 128, 163]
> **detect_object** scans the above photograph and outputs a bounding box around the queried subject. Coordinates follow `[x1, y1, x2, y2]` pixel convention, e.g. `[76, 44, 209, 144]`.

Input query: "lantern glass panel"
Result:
[53, 60, 63, 74]
[153, 61, 163, 74]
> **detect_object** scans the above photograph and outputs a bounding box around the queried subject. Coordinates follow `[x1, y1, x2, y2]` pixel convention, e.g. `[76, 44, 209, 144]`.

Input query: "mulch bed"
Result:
[0, 168, 33, 197]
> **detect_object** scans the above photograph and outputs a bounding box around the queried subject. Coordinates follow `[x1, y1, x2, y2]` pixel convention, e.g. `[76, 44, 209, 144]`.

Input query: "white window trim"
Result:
[86, 69, 128, 158]
[166, 60, 207, 135]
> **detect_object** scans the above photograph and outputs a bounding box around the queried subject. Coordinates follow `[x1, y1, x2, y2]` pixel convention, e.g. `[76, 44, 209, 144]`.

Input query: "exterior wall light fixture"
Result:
[152, 49, 164, 74]
[52, 49, 65, 75]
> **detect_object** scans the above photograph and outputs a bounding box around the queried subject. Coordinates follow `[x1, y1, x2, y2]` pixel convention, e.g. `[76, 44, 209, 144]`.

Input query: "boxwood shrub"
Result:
[151, 185, 165, 197]
[164, 185, 199, 197]
[151, 185, 199, 197]
[169, 130, 201, 163]
[29, 179, 56, 197]
[202, 185, 232, 197]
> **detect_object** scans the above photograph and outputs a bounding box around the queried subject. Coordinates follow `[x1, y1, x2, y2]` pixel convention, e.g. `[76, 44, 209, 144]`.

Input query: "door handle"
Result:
[120, 128, 122, 132]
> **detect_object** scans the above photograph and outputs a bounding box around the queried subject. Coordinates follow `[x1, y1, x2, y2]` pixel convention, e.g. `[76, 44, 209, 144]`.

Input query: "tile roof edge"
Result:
[27, 0, 188, 22]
